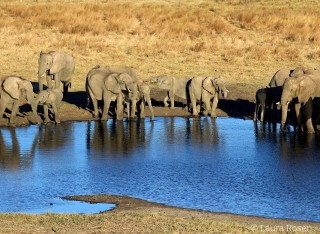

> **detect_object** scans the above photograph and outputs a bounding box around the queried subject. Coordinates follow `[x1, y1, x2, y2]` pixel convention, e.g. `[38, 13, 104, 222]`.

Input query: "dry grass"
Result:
[1, 0, 320, 101]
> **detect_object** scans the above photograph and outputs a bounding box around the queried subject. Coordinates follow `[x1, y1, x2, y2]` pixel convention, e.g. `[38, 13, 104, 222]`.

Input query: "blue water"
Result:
[0, 117, 320, 221]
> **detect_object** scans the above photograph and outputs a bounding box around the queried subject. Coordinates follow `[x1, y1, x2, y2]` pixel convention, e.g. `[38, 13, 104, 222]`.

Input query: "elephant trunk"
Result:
[28, 92, 41, 125]
[38, 65, 47, 92]
[280, 100, 289, 132]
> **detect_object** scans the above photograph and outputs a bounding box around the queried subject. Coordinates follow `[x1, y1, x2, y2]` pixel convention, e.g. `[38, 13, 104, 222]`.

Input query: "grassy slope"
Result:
[1, 0, 320, 232]
[1, 0, 320, 101]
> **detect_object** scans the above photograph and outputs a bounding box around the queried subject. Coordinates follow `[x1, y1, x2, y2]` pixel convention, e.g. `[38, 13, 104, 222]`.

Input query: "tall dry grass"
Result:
[0, 0, 320, 99]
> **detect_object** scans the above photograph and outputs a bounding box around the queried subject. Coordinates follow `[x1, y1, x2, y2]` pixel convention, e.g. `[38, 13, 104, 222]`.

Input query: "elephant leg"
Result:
[140, 100, 145, 119]
[89, 90, 99, 119]
[125, 101, 130, 119]
[253, 103, 259, 121]
[43, 105, 50, 123]
[145, 96, 154, 120]
[9, 101, 20, 126]
[190, 88, 198, 116]
[260, 104, 265, 122]
[304, 100, 315, 134]
[169, 90, 175, 109]
[102, 93, 111, 121]
[52, 104, 61, 124]
[163, 95, 169, 107]
[0, 101, 7, 120]
[210, 94, 219, 118]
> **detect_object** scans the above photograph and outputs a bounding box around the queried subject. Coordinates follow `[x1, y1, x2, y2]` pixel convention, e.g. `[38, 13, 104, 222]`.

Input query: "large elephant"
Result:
[38, 51, 75, 93]
[32, 88, 63, 124]
[280, 72, 320, 134]
[86, 65, 138, 121]
[188, 76, 228, 117]
[149, 75, 191, 109]
[268, 66, 308, 87]
[123, 80, 154, 120]
[0, 76, 41, 126]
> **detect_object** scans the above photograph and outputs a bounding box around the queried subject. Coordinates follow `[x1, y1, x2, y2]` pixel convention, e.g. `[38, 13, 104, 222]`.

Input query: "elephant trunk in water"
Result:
[280, 101, 289, 132]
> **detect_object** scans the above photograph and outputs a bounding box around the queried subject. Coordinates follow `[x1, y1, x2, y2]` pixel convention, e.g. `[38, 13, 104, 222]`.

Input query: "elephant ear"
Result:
[116, 73, 134, 84]
[298, 78, 315, 103]
[50, 53, 66, 74]
[105, 73, 121, 93]
[202, 77, 216, 94]
[2, 77, 20, 99]
[157, 76, 173, 89]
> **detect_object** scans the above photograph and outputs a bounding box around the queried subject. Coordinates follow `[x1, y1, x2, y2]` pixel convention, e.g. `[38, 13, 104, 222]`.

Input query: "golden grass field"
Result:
[1, 0, 320, 100]
[1, 0, 320, 232]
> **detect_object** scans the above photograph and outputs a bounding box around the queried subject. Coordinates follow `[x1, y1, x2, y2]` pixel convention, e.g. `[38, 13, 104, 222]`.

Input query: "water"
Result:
[0, 117, 320, 221]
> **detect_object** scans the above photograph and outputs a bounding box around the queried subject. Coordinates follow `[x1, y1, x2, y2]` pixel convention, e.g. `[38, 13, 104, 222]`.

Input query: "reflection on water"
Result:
[0, 118, 320, 221]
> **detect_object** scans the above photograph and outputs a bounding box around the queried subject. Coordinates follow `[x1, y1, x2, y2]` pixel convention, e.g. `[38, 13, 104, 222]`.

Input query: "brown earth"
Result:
[0, 85, 255, 127]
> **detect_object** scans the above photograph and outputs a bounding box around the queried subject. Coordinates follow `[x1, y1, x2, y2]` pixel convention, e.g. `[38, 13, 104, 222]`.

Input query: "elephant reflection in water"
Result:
[254, 121, 279, 139]
[279, 133, 319, 158]
[33, 123, 72, 154]
[0, 128, 36, 170]
[164, 117, 219, 146]
[187, 118, 219, 145]
[86, 120, 154, 156]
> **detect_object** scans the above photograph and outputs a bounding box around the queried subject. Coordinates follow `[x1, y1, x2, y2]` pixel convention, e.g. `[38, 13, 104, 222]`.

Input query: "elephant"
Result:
[38, 51, 75, 93]
[0, 76, 41, 126]
[268, 66, 308, 88]
[280, 72, 320, 134]
[32, 88, 63, 124]
[253, 86, 282, 122]
[86, 65, 138, 121]
[188, 76, 228, 117]
[149, 75, 191, 109]
[123, 80, 154, 120]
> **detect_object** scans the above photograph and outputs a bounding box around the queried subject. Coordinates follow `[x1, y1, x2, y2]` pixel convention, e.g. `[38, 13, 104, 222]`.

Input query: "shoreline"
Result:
[64, 194, 320, 226]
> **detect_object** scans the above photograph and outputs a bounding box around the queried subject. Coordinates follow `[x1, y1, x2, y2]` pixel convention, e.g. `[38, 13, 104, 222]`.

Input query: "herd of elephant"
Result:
[0, 51, 230, 127]
[253, 65, 320, 134]
[5, 50, 319, 134]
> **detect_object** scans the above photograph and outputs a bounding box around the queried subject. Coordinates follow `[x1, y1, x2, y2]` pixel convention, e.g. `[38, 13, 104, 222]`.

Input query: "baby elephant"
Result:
[33, 88, 63, 124]
[254, 86, 282, 122]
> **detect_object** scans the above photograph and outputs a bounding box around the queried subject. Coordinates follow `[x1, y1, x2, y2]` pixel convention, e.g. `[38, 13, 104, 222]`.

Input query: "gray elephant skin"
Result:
[188, 76, 228, 117]
[149, 75, 191, 109]
[123, 80, 154, 120]
[269, 66, 308, 88]
[38, 51, 75, 93]
[33, 88, 63, 124]
[0, 76, 40, 126]
[281, 70, 320, 134]
[86, 65, 138, 121]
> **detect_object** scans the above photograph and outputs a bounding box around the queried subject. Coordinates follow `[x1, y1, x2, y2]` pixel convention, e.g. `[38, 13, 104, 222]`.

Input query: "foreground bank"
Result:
[1, 195, 319, 233]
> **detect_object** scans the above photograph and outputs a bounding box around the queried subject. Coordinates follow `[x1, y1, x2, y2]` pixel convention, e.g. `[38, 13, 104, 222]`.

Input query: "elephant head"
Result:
[203, 76, 229, 98]
[38, 51, 53, 79]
